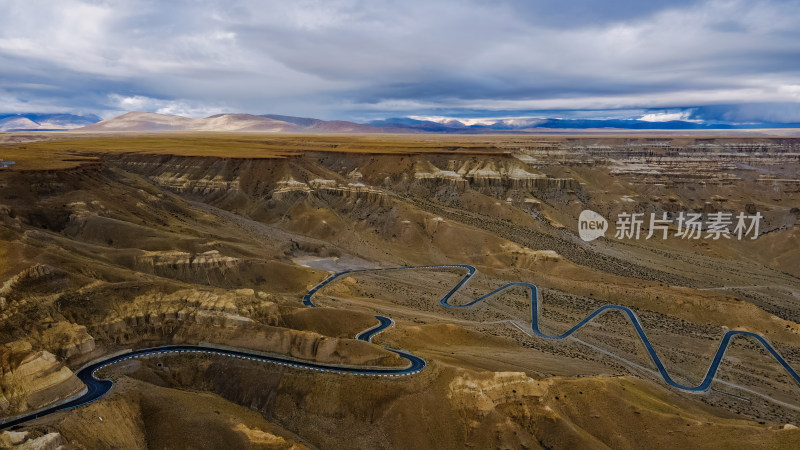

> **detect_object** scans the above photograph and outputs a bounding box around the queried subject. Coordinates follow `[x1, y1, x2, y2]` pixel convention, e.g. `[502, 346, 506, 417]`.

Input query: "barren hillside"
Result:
[1, 134, 799, 448]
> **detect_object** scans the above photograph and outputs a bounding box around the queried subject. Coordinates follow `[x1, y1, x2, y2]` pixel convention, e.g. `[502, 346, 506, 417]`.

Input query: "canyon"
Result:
[0, 133, 799, 448]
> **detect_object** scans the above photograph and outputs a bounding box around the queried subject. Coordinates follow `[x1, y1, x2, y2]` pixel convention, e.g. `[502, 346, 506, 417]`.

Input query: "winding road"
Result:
[0, 325, 423, 430]
[304, 264, 800, 392]
[3, 263, 799, 430]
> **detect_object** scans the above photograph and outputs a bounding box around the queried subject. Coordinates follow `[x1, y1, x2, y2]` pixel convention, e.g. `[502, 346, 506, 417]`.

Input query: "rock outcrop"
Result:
[0, 430, 67, 449]
[135, 250, 240, 274]
[0, 341, 84, 416]
[447, 370, 544, 413]
[40, 322, 96, 360]
[100, 289, 268, 338]
[0, 265, 57, 321]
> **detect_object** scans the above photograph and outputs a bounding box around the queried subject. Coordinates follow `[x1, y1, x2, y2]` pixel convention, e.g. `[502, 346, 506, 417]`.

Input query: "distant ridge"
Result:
[261, 114, 398, 132]
[6, 110, 795, 135]
[84, 111, 749, 134]
[79, 112, 301, 132]
[369, 117, 735, 131]
[78, 111, 414, 133]
[0, 113, 101, 132]
[369, 117, 800, 132]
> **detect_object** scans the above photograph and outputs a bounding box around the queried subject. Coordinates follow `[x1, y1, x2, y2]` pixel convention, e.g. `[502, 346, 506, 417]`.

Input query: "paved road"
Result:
[355, 316, 394, 342]
[0, 342, 424, 431]
[6, 262, 798, 430]
[304, 264, 800, 393]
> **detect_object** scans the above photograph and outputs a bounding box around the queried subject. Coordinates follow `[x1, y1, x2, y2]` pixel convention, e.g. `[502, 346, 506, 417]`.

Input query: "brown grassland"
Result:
[0, 132, 518, 170]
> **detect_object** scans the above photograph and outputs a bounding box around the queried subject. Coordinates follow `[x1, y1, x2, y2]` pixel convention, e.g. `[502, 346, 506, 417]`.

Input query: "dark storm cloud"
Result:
[0, 0, 799, 122]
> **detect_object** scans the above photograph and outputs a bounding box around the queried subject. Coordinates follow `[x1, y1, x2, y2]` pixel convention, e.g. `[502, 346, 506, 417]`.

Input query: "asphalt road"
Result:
[5, 262, 798, 430]
[304, 264, 800, 393]
[0, 342, 424, 431]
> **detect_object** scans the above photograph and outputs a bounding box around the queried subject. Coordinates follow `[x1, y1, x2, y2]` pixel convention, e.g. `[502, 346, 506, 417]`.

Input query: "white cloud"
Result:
[0, 0, 799, 121]
[106, 94, 230, 118]
[639, 111, 693, 122]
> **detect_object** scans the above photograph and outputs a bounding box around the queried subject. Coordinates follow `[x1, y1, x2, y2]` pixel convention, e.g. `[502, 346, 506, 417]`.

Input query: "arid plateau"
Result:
[1, 132, 800, 449]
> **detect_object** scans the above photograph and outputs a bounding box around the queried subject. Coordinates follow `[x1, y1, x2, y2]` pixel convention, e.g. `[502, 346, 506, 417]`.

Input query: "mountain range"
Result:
[4, 111, 800, 133]
[78, 112, 403, 133]
[0, 113, 101, 132]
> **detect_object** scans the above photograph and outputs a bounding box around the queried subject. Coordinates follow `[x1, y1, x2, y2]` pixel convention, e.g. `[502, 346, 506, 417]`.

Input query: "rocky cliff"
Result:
[0, 341, 84, 416]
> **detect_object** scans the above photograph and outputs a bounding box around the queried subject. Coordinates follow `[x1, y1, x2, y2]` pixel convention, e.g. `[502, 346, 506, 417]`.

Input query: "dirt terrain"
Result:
[1, 133, 799, 448]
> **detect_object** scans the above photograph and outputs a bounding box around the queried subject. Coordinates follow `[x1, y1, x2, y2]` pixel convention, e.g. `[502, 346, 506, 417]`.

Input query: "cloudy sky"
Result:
[2, 0, 800, 123]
